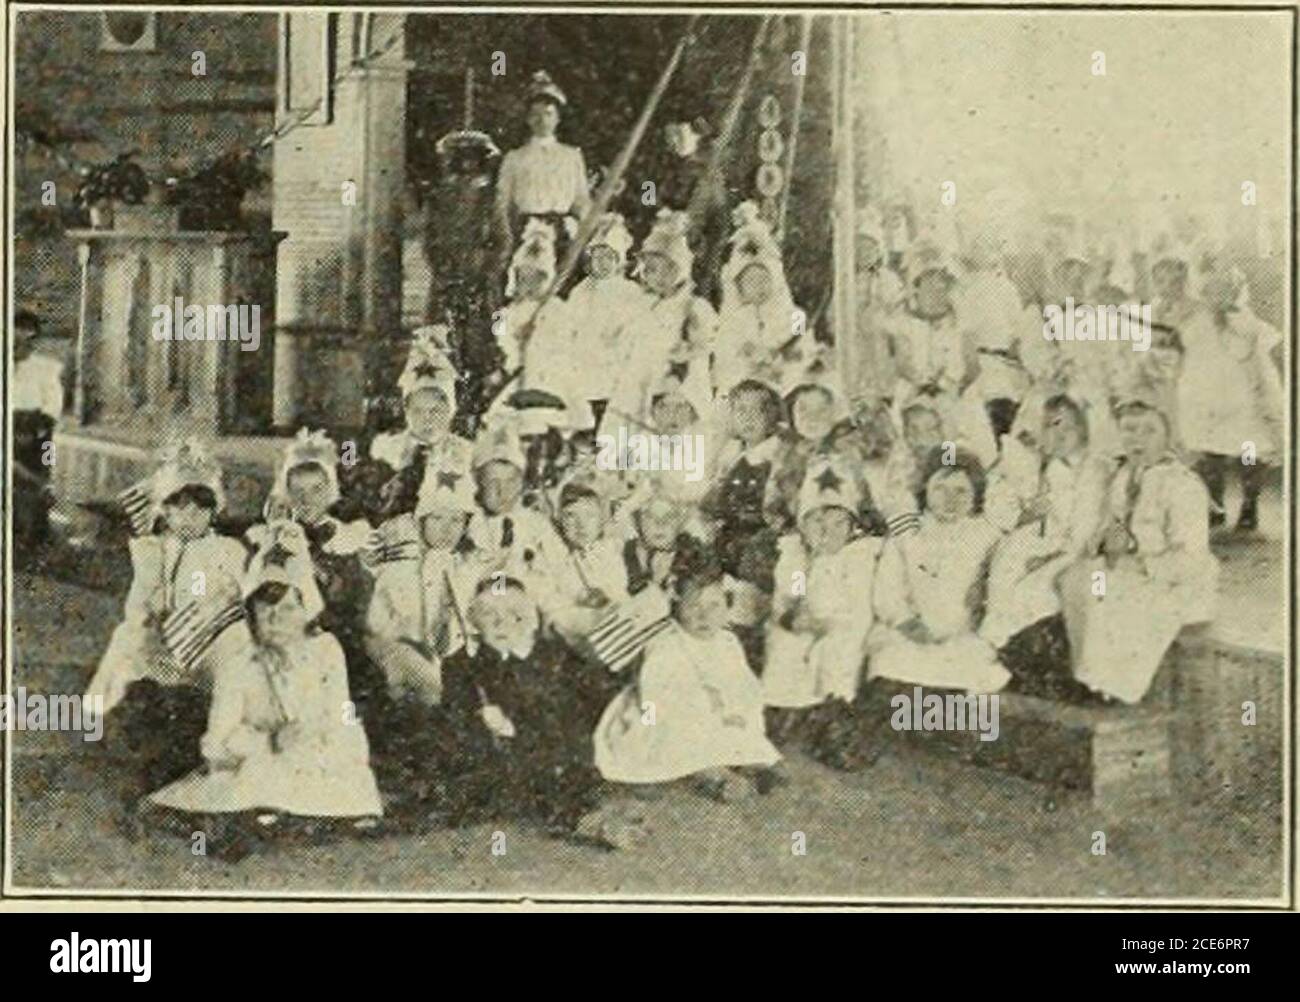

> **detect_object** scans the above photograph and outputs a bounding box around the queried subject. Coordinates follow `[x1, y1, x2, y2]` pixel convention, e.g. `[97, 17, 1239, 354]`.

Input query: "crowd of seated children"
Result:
[86, 199, 1255, 856]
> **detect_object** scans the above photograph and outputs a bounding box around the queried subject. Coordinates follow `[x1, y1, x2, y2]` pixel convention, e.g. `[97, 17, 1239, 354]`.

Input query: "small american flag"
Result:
[366, 525, 420, 565]
[588, 599, 673, 673]
[887, 510, 920, 537]
[161, 599, 246, 675]
[117, 480, 155, 536]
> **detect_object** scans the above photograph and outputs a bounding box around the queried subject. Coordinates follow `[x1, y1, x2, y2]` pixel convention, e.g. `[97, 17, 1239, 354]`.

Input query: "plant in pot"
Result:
[166, 149, 269, 231]
[74, 152, 150, 229]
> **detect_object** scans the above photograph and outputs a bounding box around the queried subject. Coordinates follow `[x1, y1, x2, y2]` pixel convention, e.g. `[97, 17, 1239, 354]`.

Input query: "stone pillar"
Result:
[272, 13, 409, 431]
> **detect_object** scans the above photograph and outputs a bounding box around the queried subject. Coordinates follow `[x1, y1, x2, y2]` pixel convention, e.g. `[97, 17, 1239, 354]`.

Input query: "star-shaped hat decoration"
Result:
[436, 469, 462, 490]
[815, 465, 844, 493]
[261, 541, 295, 569]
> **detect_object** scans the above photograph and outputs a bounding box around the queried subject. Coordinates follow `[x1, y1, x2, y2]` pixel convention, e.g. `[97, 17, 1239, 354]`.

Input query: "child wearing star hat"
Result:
[763, 458, 884, 714]
[364, 459, 480, 706]
[86, 440, 252, 814]
[713, 201, 805, 400]
[566, 212, 653, 428]
[368, 327, 473, 519]
[252, 429, 384, 722]
[619, 210, 719, 414]
[464, 418, 567, 588]
[142, 524, 381, 859]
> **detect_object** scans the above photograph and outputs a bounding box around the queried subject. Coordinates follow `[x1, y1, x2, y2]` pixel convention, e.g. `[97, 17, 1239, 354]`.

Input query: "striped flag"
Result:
[365, 526, 420, 565]
[117, 480, 155, 536]
[588, 599, 673, 673]
[887, 510, 920, 537]
[162, 599, 246, 675]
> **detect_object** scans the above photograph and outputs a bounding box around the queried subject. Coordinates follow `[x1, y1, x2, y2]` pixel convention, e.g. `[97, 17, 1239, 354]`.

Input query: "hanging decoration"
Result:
[755, 93, 784, 227]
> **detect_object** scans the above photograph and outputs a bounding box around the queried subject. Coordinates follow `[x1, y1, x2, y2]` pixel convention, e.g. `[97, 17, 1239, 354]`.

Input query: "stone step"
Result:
[903, 630, 1283, 808]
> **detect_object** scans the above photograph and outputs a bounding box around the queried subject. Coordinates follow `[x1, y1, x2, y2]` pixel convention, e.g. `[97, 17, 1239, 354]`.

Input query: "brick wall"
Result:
[14, 11, 278, 336]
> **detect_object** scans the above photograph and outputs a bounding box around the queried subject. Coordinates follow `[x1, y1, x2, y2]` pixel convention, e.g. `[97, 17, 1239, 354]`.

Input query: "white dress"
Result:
[534, 534, 632, 642]
[369, 430, 473, 475]
[763, 534, 883, 707]
[959, 269, 1030, 404]
[981, 449, 1109, 648]
[1059, 457, 1218, 704]
[868, 515, 1009, 693]
[713, 297, 798, 398]
[594, 626, 781, 783]
[364, 539, 476, 700]
[149, 632, 383, 818]
[1176, 307, 1284, 459]
[566, 275, 654, 404]
[610, 287, 717, 420]
[13, 352, 65, 419]
[85, 532, 251, 714]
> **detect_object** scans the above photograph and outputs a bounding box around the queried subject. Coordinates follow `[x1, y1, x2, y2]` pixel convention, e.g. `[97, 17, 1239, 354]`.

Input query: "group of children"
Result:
[81, 196, 1279, 859]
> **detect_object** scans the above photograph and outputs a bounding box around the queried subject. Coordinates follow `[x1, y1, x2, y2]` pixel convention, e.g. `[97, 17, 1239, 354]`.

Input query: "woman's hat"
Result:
[527, 70, 567, 108]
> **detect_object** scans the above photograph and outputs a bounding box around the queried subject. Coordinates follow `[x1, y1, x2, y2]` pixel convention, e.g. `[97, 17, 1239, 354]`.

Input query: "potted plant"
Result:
[166, 149, 269, 231]
[74, 152, 150, 229]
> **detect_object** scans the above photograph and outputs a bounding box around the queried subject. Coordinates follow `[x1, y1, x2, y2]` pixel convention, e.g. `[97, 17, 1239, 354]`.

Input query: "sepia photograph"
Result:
[2, 2, 1293, 907]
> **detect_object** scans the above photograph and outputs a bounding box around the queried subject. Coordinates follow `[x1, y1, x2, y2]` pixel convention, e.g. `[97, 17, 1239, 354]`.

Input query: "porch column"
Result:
[339, 13, 409, 344]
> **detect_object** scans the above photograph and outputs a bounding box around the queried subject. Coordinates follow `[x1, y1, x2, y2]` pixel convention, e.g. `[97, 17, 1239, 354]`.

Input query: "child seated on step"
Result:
[142, 531, 382, 861]
[763, 458, 884, 722]
[980, 393, 1108, 699]
[463, 419, 566, 587]
[437, 577, 642, 847]
[364, 459, 479, 706]
[536, 474, 629, 646]
[867, 446, 1009, 695]
[1057, 389, 1219, 704]
[252, 430, 382, 717]
[367, 329, 472, 518]
[594, 546, 783, 801]
[87, 441, 251, 811]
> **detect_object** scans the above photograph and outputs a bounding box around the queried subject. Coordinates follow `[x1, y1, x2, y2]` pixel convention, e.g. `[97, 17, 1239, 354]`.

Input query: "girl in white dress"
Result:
[146, 527, 382, 856]
[1180, 266, 1284, 531]
[493, 219, 587, 431]
[86, 440, 250, 716]
[713, 202, 804, 399]
[1058, 392, 1219, 704]
[565, 212, 653, 426]
[594, 548, 782, 801]
[868, 448, 1009, 694]
[982, 394, 1109, 642]
[763, 458, 884, 711]
[609, 210, 718, 424]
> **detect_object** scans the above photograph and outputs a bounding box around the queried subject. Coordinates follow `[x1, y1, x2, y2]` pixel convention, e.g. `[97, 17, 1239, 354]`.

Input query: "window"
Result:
[100, 13, 158, 52]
